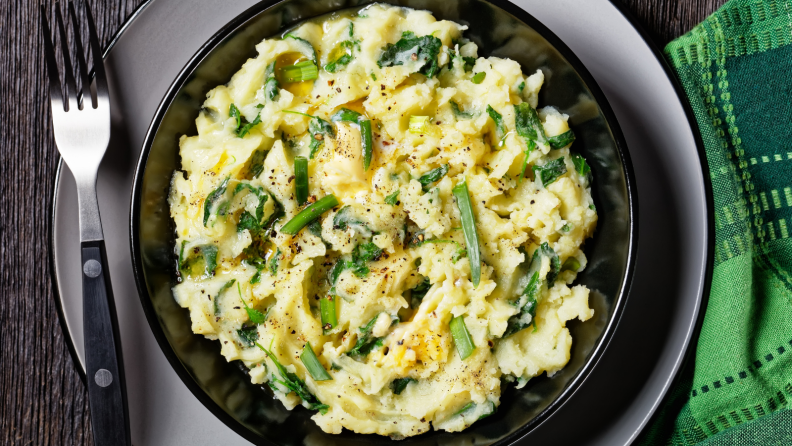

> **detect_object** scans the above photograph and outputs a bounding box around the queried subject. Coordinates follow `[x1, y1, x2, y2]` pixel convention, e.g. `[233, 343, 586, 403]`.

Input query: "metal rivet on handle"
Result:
[83, 259, 102, 278]
[94, 369, 113, 387]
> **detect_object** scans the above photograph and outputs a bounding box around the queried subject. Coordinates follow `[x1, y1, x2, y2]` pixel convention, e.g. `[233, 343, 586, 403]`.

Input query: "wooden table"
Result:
[0, 0, 727, 444]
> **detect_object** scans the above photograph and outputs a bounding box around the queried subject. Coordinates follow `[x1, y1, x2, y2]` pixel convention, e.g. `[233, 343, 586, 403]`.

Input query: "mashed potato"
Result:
[169, 3, 596, 438]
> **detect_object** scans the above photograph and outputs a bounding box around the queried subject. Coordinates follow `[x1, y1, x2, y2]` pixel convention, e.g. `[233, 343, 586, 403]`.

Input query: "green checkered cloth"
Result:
[637, 0, 792, 444]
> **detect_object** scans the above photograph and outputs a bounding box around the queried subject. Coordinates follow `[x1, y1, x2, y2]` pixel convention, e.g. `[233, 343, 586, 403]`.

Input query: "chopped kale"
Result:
[256, 341, 329, 413]
[417, 164, 449, 190]
[284, 33, 318, 64]
[450, 101, 473, 119]
[390, 378, 417, 395]
[547, 130, 576, 149]
[486, 105, 505, 142]
[377, 31, 443, 78]
[571, 152, 591, 176]
[203, 177, 230, 226]
[532, 157, 567, 187]
[384, 190, 400, 205]
[514, 102, 546, 146]
[237, 325, 259, 347]
[409, 276, 431, 308]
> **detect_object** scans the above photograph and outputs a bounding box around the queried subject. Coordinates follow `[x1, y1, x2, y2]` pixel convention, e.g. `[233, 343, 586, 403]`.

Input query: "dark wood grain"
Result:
[0, 0, 726, 444]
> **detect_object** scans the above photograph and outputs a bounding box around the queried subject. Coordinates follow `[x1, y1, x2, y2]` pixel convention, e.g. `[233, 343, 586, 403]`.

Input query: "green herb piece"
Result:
[329, 109, 372, 169]
[281, 195, 339, 235]
[377, 31, 443, 77]
[330, 108, 362, 122]
[255, 341, 329, 413]
[453, 180, 481, 287]
[249, 269, 263, 284]
[237, 112, 262, 137]
[561, 223, 572, 233]
[518, 81, 525, 93]
[590, 204, 596, 211]
[503, 243, 559, 337]
[300, 342, 333, 381]
[562, 257, 580, 272]
[532, 157, 567, 187]
[304, 114, 335, 158]
[234, 183, 268, 223]
[514, 102, 547, 145]
[455, 402, 475, 416]
[237, 325, 258, 347]
[409, 277, 431, 309]
[518, 139, 537, 184]
[332, 206, 368, 232]
[238, 282, 267, 324]
[308, 218, 322, 237]
[571, 152, 591, 176]
[178, 240, 188, 270]
[320, 295, 337, 333]
[347, 242, 384, 278]
[409, 115, 430, 134]
[201, 245, 219, 277]
[264, 61, 279, 100]
[229, 103, 264, 138]
[547, 130, 576, 149]
[214, 279, 236, 315]
[348, 315, 382, 357]
[229, 104, 241, 129]
[269, 248, 281, 275]
[417, 164, 449, 189]
[244, 148, 267, 179]
[462, 56, 476, 72]
[471, 71, 486, 84]
[284, 33, 318, 64]
[324, 40, 358, 73]
[384, 190, 400, 205]
[359, 119, 373, 170]
[450, 101, 473, 119]
[450, 315, 476, 360]
[294, 156, 309, 205]
[390, 378, 416, 395]
[486, 105, 505, 141]
[541, 242, 561, 286]
[203, 177, 230, 226]
[371, 72, 377, 81]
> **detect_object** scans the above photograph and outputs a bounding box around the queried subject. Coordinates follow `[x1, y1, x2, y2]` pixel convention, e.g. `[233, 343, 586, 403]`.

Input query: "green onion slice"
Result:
[562, 257, 581, 272]
[294, 156, 309, 205]
[281, 60, 318, 82]
[280, 195, 339, 235]
[450, 315, 476, 360]
[320, 295, 337, 333]
[453, 180, 481, 287]
[359, 119, 373, 170]
[409, 116, 430, 134]
[471, 72, 486, 84]
[300, 341, 333, 381]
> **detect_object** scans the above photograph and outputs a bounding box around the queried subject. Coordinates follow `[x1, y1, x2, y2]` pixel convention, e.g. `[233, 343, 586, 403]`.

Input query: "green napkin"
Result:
[637, 0, 792, 444]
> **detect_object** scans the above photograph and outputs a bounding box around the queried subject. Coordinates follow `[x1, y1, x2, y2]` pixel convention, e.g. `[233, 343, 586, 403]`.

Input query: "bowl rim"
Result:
[128, 0, 639, 444]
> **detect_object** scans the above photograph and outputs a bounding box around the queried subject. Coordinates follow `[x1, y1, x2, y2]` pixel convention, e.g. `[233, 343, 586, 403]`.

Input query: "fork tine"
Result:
[83, 1, 108, 101]
[55, 2, 78, 111]
[41, 6, 64, 112]
[68, 1, 92, 109]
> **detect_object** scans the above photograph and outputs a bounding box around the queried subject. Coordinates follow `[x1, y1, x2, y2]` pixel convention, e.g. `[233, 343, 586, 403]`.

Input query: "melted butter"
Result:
[275, 52, 315, 98]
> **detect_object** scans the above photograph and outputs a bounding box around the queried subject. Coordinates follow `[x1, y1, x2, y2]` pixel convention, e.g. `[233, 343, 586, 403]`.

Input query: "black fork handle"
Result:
[81, 240, 131, 446]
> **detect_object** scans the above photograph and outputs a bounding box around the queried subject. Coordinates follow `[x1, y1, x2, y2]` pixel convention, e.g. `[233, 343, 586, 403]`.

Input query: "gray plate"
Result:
[51, 0, 711, 444]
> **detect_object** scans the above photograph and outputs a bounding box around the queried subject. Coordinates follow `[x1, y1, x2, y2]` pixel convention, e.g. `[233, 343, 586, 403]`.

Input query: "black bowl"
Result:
[131, 0, 637, 444]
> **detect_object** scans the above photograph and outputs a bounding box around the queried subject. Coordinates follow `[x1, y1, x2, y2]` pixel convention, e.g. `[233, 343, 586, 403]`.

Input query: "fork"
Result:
[41, 2, 131, 445]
